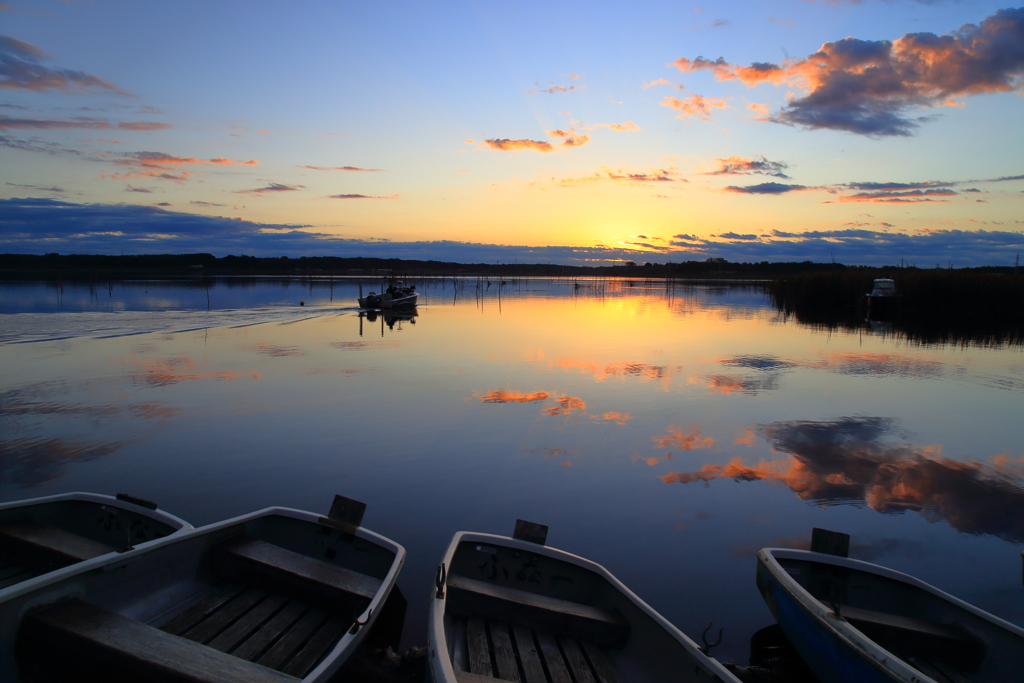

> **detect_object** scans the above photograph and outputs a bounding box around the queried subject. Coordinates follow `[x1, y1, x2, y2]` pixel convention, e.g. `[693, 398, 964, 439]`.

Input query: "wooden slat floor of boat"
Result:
[458, 616, 618, 683]
[161, 582, 350, 679]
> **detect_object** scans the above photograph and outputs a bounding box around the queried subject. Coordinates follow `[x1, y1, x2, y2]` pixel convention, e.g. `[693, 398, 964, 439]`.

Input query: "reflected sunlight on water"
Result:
[2, 278, 1023, 662]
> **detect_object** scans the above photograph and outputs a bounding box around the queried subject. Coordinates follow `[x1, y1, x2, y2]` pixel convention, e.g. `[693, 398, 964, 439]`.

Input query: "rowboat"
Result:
[0, 491, 191, 598]
[428, 525, 743, 683]
[756, 547, 1024, 683]
[4, 497, 405, 682]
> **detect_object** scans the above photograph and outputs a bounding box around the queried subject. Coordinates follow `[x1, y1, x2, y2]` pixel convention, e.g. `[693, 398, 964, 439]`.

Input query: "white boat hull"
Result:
[428, 531, 741, 683]
[2, 506, 405, 682]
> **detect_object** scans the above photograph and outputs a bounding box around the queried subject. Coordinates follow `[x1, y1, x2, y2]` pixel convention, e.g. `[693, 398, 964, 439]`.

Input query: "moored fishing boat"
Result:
[4, 495, 405, 682]
[0, 491, 190, 598]
[428, 522, 742, 683]
[756, 547, 1024, 683]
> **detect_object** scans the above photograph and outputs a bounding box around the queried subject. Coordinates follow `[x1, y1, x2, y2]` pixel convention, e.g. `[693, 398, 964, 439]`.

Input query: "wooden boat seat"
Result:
[0, 519, 115, 569]
[457, 615, 618, 683]
[17, 598, 299, 683]
[445, 574, 629, 648]
[841, 605, 985, 672]
[212, 535, 381, 618]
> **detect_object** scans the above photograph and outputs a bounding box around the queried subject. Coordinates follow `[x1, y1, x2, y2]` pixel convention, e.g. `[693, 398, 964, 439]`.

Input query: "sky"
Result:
[1, 0, 1023, 266]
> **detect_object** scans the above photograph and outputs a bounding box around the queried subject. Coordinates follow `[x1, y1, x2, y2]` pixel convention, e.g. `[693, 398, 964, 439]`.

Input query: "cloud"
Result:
[235, 182, 303, 195]
[547, 128, 591, 147]
[4, 198, 1023, 267]
[660, 94, 729, 120]
[0, 116, 171, 130]
[5, 181, 63, 192]
[482, 138, 554, 152]
[724, 182, 807, 194]
[831, 188, 958, 203]
[673, 8, 1024, 136]
[299, 165, 384, 172]
[527, 84, 578, 95]
[328, 194, 397, 199]
[708, 155, 790, 178]
[125, 152, 255, 167]
[0, 35, 129, 94]
[555, 166, 682, 185]
[643, 78, 670, 88]
[585, 121, 640, 132]
[478, 390, 550, 403]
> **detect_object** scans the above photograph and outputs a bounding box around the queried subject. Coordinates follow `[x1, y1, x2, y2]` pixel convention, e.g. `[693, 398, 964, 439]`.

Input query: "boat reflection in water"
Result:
[359, 308, 418, 336]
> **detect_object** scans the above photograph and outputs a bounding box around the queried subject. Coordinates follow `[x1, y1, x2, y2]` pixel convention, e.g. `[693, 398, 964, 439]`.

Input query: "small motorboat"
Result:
[429, 522, 742, 683]
[359, 282, 418, 309]
[5, 495, 405, 682]
[0, 491, 191, 598]
[756, 547, 1024, 683]
[865, 278, 899, 316]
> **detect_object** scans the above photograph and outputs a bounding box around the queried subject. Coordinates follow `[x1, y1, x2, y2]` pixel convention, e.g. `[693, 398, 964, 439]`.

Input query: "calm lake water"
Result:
[2, 277, 1023, 663]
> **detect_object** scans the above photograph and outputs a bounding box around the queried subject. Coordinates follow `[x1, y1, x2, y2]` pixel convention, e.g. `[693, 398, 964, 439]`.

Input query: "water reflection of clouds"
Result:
[243, 343, 306, 357]
[820, 352, 943, 379]
[330, 341, 400, 350]
[706, 352, 952, 395]
[661, 417, 1024, 543]
[0, 437, 133, 487]
[652, 424, 715, 452]
[121, 356, 260, 387]
[543, 396, 586, 416]
[527, 447, 579, 467]
[702, 373, 780, 395]
[1, 398, 180, 421]
[548, 358, 680, 386]
[476, 389, 630, 423]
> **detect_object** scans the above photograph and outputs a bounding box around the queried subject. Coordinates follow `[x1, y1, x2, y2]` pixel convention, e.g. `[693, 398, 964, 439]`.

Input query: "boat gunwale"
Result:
[758, 548, 1024, 683]
[0, 492, 193, 603]
[429, 530, 741, 683]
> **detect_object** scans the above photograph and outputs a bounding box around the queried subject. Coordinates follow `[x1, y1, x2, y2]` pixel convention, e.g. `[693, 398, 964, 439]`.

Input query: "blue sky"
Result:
[2, 1, 1023, 266]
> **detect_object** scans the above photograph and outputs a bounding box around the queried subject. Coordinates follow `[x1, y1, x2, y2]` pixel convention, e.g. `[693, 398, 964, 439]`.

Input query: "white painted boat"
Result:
[428, 530, 742, 683]
[0, 491, 191, 598]
[756, 548, 1024, 683]
[4, 500, 405, 682]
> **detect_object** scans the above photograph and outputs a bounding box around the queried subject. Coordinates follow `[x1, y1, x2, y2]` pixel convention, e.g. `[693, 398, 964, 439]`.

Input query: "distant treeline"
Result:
[7, 252, 1019, 280]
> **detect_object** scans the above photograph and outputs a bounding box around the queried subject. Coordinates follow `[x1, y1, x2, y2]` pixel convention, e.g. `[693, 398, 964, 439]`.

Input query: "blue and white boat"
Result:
[756, 547, 1024, 683]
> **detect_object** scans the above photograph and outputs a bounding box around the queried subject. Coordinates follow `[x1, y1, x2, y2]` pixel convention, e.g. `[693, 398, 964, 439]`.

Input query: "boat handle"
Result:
[349, 608, 372, 635]
[435, 562, 447, 599]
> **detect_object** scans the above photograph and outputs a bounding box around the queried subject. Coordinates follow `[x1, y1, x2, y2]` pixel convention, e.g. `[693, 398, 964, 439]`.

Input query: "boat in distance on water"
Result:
[428, 525, 743, 683]
[756, 547, 1024, 683]
[359, 282, 418, 309]
[0, 491, 191, 599]
[4, 496, 405, 683]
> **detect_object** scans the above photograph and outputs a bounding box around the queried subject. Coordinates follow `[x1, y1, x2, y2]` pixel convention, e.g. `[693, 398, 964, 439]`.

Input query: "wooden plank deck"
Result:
[162, 584, 348, 679]
[459, 616, 618, 683]
[446, 575, 629, 648]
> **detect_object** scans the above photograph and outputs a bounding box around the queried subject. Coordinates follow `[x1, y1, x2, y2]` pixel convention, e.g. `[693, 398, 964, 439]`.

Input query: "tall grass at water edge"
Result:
[768, 270, 1024, 348]
[769, 270, 1024, 316]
